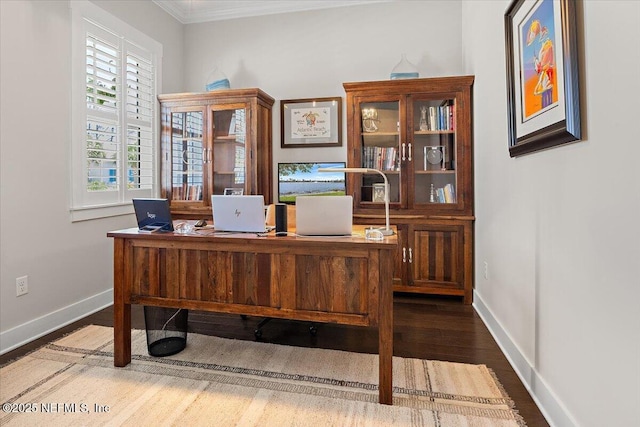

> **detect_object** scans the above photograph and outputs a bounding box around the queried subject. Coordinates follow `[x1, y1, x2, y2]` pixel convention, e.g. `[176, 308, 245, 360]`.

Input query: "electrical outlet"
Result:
[16, 276, 28, 296]
[483, 262, 489, 280]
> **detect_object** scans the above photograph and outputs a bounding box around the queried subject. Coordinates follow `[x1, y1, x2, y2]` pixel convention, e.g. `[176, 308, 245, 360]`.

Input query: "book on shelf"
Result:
[172, 184, 203, 201]
[362, 146, 399, 171]
[423, 101, 455, 132]
[443, 183, 456, 203]
[429, 183, 456, 204]
[172, 185, 184, 200]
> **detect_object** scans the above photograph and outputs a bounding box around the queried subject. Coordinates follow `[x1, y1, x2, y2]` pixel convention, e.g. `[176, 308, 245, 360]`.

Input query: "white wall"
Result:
[182, 1, 463, 189]
[463, 1, 640, 426]
[3, 1, 638, 425]
[0, 0, 182, 352]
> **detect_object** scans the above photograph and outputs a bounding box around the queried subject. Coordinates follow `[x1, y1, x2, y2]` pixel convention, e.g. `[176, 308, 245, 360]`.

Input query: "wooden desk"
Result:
[108, 226, 397, 404]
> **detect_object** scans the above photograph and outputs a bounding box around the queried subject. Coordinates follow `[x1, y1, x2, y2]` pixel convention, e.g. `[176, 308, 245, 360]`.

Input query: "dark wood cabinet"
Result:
[343, 76, 474, 303]
[158, 89, 274, 219]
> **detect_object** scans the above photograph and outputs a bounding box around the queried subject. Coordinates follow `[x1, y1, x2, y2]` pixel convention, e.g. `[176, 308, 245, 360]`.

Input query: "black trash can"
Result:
[143, 307, 188, 357]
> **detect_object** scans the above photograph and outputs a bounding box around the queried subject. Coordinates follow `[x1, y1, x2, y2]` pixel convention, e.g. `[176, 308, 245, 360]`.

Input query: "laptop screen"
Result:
[295, 196, 353, 236]
[211, 195, 267, 233]
[132, 198, 174, 232]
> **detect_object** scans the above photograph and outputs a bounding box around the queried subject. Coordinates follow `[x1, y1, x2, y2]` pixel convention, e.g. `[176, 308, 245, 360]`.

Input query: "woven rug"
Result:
[0, 325, 526, 426]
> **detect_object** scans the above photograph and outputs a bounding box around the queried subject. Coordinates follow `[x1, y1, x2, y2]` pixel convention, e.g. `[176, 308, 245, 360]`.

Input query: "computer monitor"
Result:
[277, 162, 346, 204]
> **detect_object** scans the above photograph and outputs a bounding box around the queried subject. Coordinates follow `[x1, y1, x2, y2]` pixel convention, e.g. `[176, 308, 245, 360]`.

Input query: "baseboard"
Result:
[0, 289, 113, 355]
[473, 290, 578, 427]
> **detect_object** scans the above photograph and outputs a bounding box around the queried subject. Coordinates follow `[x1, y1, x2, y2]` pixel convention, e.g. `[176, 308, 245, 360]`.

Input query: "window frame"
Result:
[70, 1, 162, 221]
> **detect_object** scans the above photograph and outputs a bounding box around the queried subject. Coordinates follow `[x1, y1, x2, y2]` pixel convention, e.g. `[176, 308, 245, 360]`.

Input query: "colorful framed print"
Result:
[505, 0, 581, 157]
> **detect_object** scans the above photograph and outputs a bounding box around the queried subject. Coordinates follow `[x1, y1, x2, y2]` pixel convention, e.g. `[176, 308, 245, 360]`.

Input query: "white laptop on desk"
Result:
[211, 195, 268, 233]
[295, 195, 353, 236]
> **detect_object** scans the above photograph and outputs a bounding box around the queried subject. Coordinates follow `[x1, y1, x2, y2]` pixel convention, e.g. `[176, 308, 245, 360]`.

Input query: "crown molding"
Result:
[152, 0, 391, 24]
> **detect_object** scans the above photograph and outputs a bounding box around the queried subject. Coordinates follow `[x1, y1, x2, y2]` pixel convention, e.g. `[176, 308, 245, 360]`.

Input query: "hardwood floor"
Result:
[0, 294, 549, 426]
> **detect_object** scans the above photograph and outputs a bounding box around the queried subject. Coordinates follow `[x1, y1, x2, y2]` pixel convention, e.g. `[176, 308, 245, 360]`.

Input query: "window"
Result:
[71, 1, 162, 220]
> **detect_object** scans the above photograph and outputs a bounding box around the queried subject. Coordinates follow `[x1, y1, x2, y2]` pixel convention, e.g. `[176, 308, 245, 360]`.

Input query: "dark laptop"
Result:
[132, 198, 174, 232]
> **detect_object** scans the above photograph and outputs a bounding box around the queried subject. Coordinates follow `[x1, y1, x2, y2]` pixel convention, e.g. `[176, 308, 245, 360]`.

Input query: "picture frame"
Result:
[372, 183, 386, 203]
[504, 0, 581, 157]
[223, 188, 244, 195]
[280, 97, 342, 148]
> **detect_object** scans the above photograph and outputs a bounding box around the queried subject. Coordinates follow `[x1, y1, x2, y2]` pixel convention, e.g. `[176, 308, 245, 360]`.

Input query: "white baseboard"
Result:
[473, 290, 578, 427]
[0, 289, 113, 355]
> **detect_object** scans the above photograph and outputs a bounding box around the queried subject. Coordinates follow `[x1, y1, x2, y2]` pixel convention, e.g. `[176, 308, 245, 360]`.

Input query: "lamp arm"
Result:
[317, 167, 394, 235]
[371, 169, 391, 234]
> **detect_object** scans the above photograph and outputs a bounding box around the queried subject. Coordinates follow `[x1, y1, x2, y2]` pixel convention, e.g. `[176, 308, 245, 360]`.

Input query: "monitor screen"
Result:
[277, 162, 346, 204]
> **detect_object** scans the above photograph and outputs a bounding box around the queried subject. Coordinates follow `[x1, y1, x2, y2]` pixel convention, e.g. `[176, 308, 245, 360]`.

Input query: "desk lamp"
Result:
[318, 167, 394, 236]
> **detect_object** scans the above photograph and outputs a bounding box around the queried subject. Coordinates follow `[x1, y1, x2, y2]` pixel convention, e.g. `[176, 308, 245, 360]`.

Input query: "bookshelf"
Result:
[344, 76, 475, 303]
[159, 89, 274, 219]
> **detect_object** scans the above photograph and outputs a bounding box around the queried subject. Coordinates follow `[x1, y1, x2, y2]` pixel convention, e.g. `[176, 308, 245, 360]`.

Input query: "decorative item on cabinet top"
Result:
[390, 54, 419, 80]
[205, 66, 230, 91]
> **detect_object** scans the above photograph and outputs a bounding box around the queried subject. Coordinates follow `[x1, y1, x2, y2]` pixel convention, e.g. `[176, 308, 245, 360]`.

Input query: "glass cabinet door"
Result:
[410, 96, 457, 207]
[170, 110, 205, 201]
[358, 101, 402, 206]
[212, 106, 247, 195]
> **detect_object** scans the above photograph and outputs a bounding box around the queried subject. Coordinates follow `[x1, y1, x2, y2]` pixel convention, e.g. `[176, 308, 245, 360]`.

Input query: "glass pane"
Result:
[412, 98, 457, 205]
[359, 102, 400, 204]
[85, 35, 118, 115]
[171, 111, 204, 200]
[213, 108, 246, 195]
[86, 118, 119, 192]
[126, 125, 153, 190]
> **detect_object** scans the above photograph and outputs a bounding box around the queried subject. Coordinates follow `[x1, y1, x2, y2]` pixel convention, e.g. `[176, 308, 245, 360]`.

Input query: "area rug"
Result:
[0, 325, 526, 426]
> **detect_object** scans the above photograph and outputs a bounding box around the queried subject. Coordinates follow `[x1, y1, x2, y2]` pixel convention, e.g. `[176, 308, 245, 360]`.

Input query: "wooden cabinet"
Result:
[343, 76, 474, 303]
[159, 89, 274, 219]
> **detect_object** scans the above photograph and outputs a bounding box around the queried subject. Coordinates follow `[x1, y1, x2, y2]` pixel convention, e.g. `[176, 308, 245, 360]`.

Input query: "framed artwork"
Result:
[281, 97, 342, 148]
[223, 188, 244, 195]
[505, 0, 581, 157]
[372, 183, 386, 203]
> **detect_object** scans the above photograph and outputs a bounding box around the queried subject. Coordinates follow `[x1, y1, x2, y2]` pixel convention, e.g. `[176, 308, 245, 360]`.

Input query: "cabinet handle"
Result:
[402, 143, 406, 161]
[402, 247, 407, 263]
[409, 248, 413, 264]
[202, 148, 207, 163]
[408, 143, 413, 161]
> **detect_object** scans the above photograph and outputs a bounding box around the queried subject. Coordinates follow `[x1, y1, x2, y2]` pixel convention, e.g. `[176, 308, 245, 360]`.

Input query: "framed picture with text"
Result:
[281, 97, 342, 148]
[505, 0, 582, 157]
[223, 188, 244, 195]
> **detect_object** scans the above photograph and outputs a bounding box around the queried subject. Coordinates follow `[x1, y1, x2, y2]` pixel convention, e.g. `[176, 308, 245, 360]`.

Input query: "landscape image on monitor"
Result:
[278, 162, 346, 203]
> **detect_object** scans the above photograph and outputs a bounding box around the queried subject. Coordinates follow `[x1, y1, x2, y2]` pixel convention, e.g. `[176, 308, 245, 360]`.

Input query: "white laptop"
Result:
[295, 195, 353, 236]
[211, 195, 268, 233]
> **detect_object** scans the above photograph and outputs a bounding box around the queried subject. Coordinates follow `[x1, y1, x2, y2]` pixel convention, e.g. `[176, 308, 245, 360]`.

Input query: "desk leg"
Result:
[114, 303, 131, 367]
[378, 251, 394, 405]
[113, 238, 131, 367]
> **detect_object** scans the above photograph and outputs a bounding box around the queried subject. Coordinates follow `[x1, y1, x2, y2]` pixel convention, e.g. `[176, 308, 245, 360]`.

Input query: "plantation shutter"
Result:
[84, 26, 121, 204]
[124, 43, 154, 194]
[71, 1, 160, 219]
[79, 19, 156, 207]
